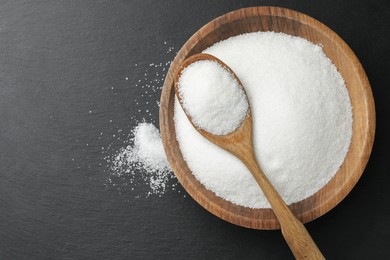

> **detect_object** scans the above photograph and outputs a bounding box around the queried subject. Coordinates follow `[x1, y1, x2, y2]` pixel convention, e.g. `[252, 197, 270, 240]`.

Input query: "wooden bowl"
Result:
[160, 6, 375, 230]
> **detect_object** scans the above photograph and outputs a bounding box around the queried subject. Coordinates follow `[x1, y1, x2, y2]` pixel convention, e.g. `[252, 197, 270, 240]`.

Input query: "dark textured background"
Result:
[0, 0, 389, 259]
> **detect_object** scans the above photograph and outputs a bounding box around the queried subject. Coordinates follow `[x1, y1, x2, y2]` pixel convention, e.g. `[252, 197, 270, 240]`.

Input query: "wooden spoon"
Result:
[174, 53, 325, 260]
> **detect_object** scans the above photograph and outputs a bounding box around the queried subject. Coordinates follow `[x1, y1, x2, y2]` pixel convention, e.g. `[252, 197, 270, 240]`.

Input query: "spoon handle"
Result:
[242, 153, 325, 260]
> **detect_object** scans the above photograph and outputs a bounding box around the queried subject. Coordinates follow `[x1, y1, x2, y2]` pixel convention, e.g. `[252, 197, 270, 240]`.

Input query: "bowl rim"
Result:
[160, 6, 376, 230]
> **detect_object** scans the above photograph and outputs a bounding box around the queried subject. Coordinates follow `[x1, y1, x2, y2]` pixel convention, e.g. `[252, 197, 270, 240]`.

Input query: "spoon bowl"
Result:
[174, 53, 252, 149]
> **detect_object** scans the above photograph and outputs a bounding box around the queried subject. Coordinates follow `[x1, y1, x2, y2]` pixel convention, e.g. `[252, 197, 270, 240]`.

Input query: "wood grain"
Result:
[160, 6, 375, 230]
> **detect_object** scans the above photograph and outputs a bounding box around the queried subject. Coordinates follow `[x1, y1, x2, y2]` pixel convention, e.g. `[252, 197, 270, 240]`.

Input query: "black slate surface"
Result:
[0, 0, 389, 259]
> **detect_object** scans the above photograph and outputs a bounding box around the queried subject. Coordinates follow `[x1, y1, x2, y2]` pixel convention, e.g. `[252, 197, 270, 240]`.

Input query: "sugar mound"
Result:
[108, 123, 173, 195]
[132, 123, 170, 172]
[174, 32, 353, 208]
[178, 60, 248, 135]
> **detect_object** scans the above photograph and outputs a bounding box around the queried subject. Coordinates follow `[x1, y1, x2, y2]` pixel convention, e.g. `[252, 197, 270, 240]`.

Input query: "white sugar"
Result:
[178, 60, 248, 135]
[132, 123, 170, 172]
[108, 122, 172, 195]
[174, 32, 352, 208]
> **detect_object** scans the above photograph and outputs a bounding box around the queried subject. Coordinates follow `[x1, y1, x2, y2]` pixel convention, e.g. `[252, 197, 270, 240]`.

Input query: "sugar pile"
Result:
[178, 60, 248, 135]
[107, 123, 173, 195]
[130, 123, 170, 173]
[174, 32, 353, 208]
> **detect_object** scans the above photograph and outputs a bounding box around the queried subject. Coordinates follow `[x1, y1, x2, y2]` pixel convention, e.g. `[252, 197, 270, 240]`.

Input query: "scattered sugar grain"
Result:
[104, 42, 180, 197]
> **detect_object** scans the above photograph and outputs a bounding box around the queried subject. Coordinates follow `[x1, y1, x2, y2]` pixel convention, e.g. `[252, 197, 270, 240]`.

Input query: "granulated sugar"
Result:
[178, 60, 248, 135]
[107, 123, 173, 195]
[131, 123, 170, 173]
[174, 32, 352, 208]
